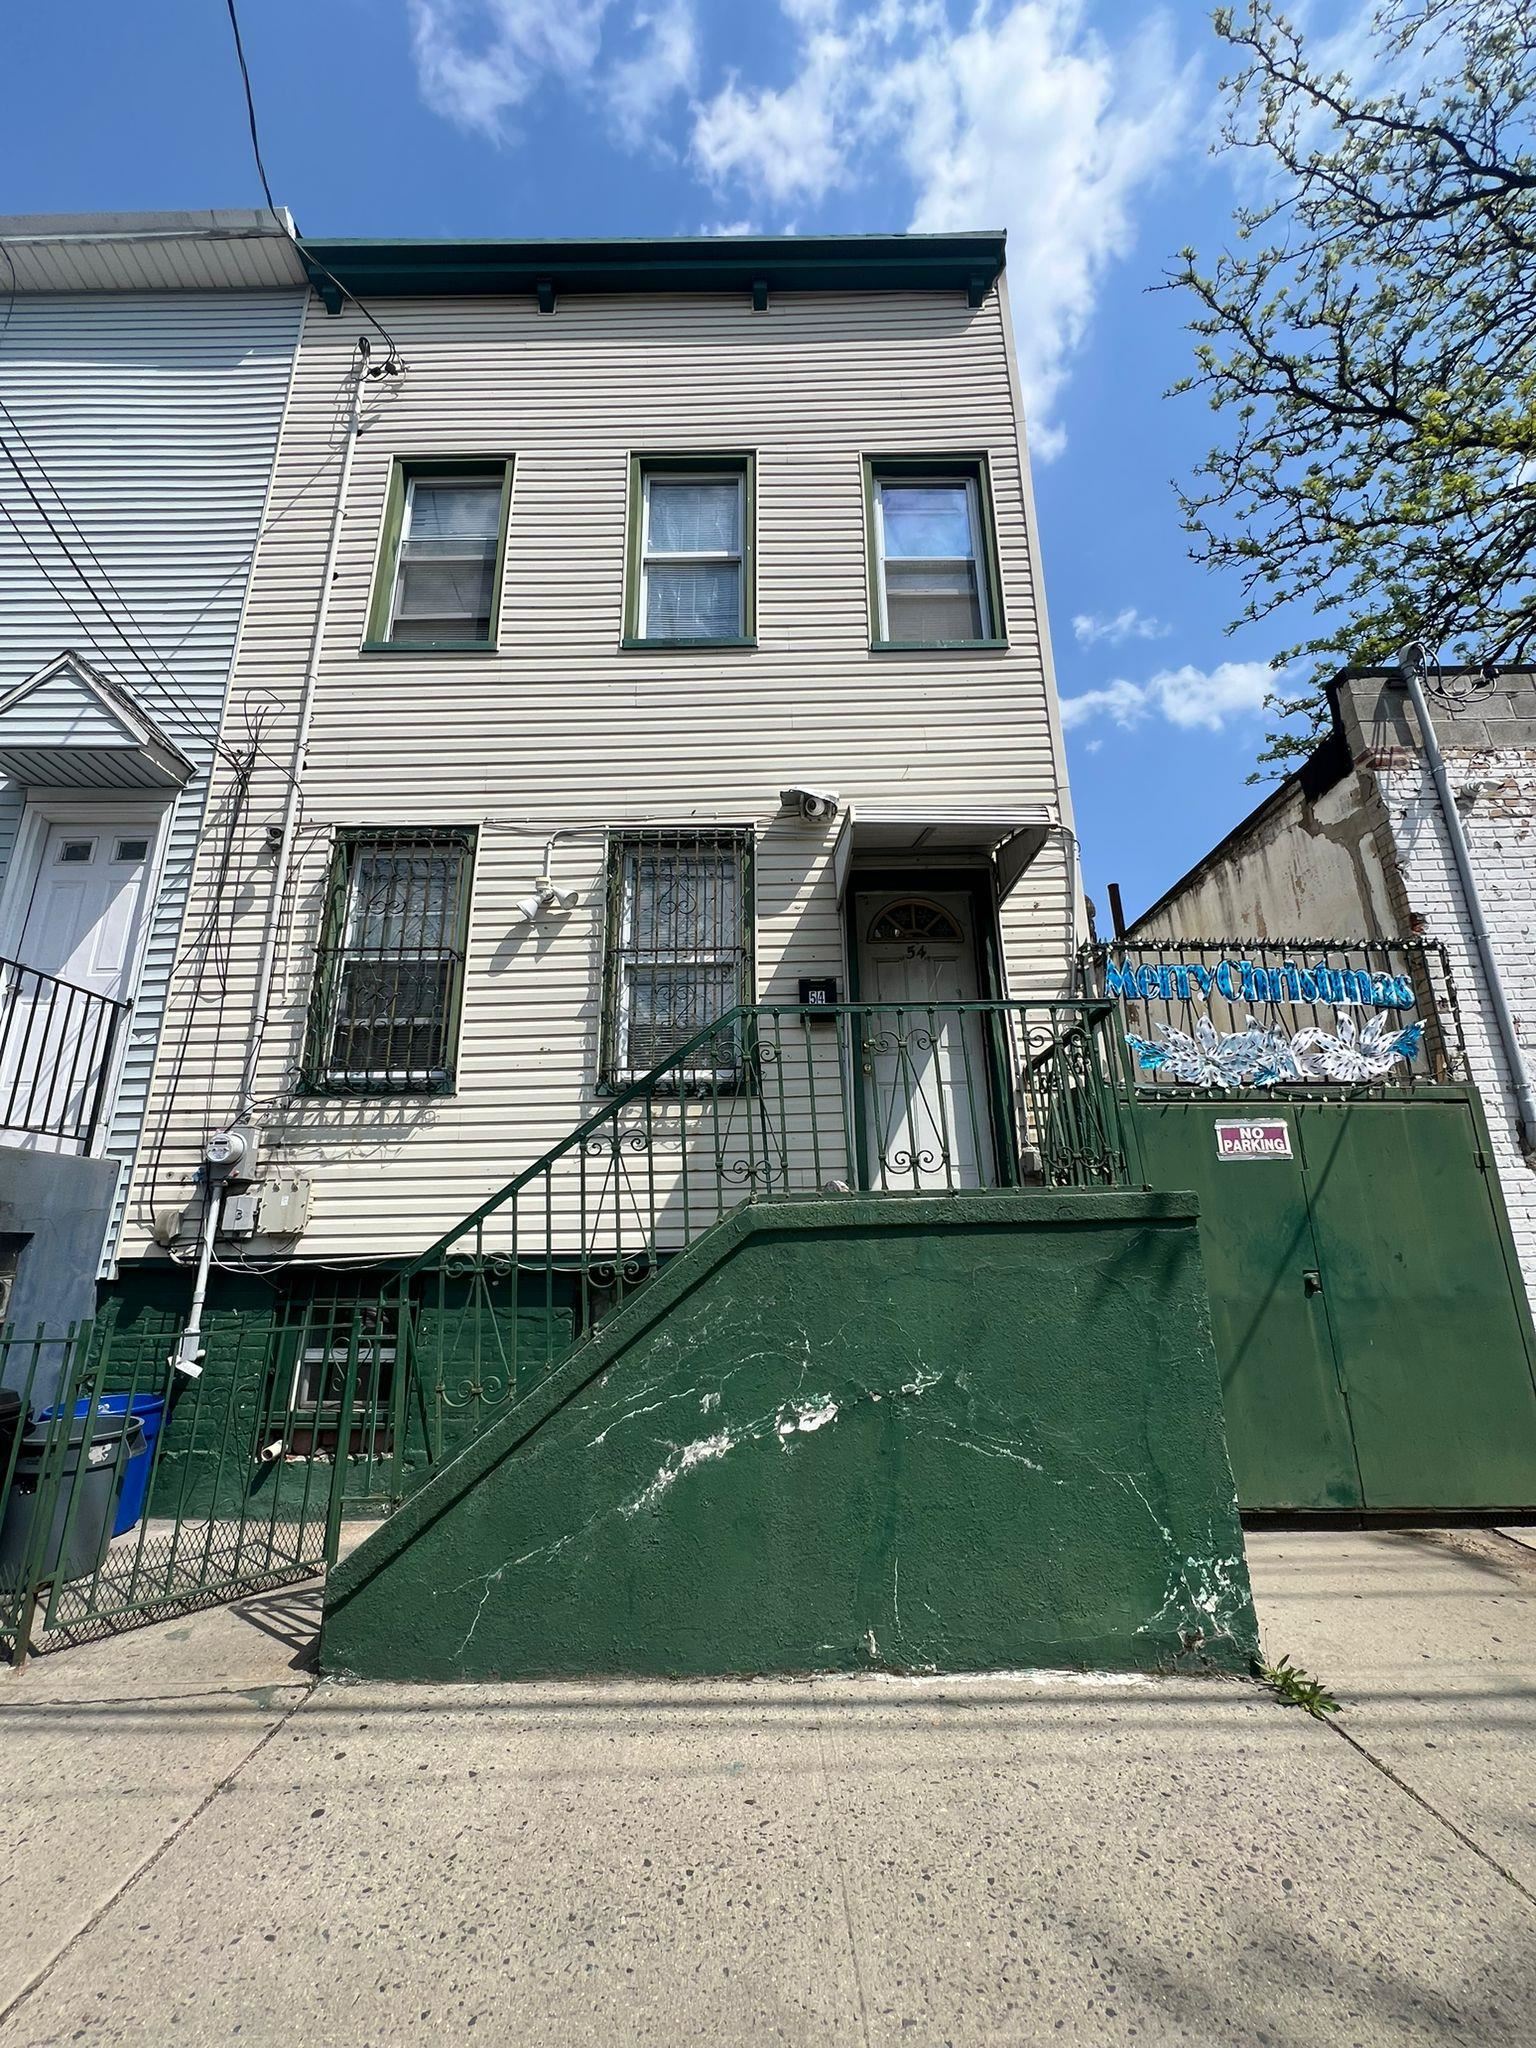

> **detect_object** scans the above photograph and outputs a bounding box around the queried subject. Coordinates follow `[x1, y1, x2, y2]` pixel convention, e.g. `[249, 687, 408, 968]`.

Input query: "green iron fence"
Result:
[0, 1310, 345, 1663]
[1, 998, 1139, 1660]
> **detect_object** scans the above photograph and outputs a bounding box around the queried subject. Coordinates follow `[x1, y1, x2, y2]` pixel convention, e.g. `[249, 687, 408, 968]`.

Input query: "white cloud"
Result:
[408, 1, 1191, 451]
[608, 2, 699, 147]
[688, 2, 1191, 457]
[700, 217, 760, 235]
[1061, 660, 1276, 734]
[1072, 606, 1170, 647]
[408, 0, 696, 142]
[691, 27, 852, 204]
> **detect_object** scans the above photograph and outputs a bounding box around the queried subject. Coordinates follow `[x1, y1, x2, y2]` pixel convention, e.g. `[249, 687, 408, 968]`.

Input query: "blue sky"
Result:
[2, 0, 1361, 924]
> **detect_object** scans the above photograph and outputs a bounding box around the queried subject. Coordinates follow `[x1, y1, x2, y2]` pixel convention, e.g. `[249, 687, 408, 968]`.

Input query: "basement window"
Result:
[267, 1294, 397, 1458]
[301, 828, 475, 1095]
[599, 827, 754, 1088]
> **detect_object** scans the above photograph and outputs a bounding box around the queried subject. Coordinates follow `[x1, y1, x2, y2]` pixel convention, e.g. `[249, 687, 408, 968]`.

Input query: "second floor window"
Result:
[627, 456, 755, 645]
[867, 458, 1002, 648]
[302, 828, 475, 1094]
[368, 461, 512, 650]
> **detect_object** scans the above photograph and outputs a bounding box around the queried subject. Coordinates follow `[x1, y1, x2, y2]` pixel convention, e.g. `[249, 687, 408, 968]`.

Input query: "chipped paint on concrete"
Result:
[323, 1194, 1259, 1683]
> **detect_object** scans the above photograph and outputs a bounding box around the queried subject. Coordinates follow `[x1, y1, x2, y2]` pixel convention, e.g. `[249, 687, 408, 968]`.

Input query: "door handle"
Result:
[1302, 1269, 1324, 1296]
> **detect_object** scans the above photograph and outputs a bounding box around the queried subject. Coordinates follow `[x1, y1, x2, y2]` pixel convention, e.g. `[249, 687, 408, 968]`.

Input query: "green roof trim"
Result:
[297, 232, 1007, 310]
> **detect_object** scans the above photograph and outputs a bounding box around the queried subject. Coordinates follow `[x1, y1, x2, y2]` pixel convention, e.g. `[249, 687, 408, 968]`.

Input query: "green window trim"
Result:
[623, 452, 757, 648]
[862, 452, 1006, 653]
[299, 826, 477, 1098]
[364, 457, 514, 651]
[597, 825, 756, 1093]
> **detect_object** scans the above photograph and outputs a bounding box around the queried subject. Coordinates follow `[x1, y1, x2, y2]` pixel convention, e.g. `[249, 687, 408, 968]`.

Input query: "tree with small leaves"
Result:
[1171, 0, 1536, 773]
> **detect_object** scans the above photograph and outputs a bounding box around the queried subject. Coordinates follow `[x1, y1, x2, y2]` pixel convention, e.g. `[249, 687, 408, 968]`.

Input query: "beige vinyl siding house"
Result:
[121, 234, 1079, 1265]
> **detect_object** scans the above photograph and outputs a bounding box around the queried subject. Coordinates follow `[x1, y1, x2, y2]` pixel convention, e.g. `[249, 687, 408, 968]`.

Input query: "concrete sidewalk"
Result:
[0, 1529, 1531, 2046]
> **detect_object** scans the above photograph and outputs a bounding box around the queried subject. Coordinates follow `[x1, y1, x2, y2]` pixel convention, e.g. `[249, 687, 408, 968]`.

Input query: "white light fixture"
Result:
[516, 874, 581, 924]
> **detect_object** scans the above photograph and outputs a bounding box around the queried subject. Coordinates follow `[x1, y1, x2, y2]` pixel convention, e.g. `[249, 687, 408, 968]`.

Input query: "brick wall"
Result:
[1376, 740, 1536, 1301]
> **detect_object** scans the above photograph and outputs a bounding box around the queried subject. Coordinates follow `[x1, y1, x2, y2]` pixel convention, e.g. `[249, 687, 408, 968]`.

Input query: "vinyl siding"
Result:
[0, 290, 304, 1261]
[124, 285, 1074, 1261]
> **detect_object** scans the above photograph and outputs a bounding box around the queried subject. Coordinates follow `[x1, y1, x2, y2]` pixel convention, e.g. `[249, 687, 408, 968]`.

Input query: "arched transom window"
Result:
[866, 899, 965, 945]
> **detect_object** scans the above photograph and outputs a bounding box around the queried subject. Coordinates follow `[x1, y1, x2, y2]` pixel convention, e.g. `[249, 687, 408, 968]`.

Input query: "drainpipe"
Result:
[171, 1128, 253, 1376]
[236, 347, 367, 1119]
[1397, 646, 1536, 1155]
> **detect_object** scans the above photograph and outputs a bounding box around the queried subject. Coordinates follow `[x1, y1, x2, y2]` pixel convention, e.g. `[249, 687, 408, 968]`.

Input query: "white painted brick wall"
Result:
[1379, 749, 1536, 1306]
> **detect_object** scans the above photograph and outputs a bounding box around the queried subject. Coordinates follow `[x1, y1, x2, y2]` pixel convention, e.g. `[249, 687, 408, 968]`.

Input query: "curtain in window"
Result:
[311, 837, 470, 1090]
[392, 481, 500, 641]
[642, 478, 743, 639]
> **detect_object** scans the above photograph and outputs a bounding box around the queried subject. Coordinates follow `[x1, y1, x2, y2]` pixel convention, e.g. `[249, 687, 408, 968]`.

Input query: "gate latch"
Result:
[1302, 1268, 1324, 1297]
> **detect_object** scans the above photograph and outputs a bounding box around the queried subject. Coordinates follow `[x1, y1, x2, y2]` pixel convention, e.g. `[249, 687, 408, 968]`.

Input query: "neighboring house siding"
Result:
[124, 285, 1074, 1261]
[0, 290, 304, 1261]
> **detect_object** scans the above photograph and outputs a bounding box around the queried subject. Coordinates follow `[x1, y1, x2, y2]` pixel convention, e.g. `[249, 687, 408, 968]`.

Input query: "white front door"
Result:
[854, 889, 997, 1190]
[2, 821, 152, 1146]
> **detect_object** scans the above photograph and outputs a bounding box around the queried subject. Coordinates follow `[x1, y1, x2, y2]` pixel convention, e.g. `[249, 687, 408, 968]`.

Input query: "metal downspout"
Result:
[1399, 648, 1536, 1154]
[237, 348, 366, 1118]
[170, 348, 366, 1375]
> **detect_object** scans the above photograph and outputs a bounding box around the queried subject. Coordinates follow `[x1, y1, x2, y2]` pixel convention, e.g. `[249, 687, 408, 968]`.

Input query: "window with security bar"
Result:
[265, 1293, 398, 1456]
[601, 829, 754, 1086]
[302, 829, 474, 1094]
[367, 460, 512, 649]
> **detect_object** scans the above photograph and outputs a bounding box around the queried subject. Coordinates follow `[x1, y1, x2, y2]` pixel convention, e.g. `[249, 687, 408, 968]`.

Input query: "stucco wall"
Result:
[1131, 763, 1397, 943]
[0, 1147, 119, 1349]
[321, 1193, 1258, 1682]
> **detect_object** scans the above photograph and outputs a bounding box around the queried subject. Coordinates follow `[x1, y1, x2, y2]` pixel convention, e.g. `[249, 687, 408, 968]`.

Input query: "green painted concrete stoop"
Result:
[322, 1193, 1259, 1682]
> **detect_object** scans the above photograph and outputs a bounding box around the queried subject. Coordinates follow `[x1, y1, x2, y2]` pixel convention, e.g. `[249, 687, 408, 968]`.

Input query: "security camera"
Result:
[780, 787, 840, 824]
[1480, 659, 1502, 686]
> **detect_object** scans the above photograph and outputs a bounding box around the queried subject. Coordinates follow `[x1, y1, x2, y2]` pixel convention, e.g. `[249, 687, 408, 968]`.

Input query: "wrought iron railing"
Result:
[1, 1000, 1140, 1655]
[371, 999, 1142, 1468]
[0, 957, 127, 1149]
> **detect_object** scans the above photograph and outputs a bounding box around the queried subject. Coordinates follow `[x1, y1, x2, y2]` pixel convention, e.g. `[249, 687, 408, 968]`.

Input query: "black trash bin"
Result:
[0, 1410, 145, 1588]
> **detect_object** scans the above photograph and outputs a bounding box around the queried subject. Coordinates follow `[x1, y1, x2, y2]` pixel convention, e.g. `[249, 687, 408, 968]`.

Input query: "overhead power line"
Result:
[222, 0, 406, 370]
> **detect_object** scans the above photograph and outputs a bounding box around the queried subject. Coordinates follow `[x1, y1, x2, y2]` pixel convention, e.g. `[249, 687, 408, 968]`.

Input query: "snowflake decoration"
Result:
[1127, 1013, 1424, 1089]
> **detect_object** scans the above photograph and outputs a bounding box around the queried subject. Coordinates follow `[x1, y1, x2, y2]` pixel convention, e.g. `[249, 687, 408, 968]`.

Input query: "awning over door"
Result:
[0, 651, 194, 791]
[832, 805, 1053, 901]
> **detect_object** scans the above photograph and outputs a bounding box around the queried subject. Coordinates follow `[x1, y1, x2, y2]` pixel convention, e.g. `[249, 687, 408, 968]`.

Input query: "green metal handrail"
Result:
[381, 999, 1143, 1482]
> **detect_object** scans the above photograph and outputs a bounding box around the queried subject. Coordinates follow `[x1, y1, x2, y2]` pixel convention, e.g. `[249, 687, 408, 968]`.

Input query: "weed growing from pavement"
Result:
[1262, 1655, 1341, 1718]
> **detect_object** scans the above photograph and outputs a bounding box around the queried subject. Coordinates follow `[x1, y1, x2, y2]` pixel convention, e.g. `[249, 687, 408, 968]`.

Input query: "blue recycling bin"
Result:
[47, 1395, 166, 1536]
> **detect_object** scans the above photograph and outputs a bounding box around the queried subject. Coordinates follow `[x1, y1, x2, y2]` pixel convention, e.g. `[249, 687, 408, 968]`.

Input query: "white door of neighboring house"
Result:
[853, 889, 997, 1190]
[2, 822, 152, 1148]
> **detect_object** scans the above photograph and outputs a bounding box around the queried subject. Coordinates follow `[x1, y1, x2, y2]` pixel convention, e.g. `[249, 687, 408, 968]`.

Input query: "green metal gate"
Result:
[1136, 1089, 1536, 1512]
[0, 1315, 343, 1663]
